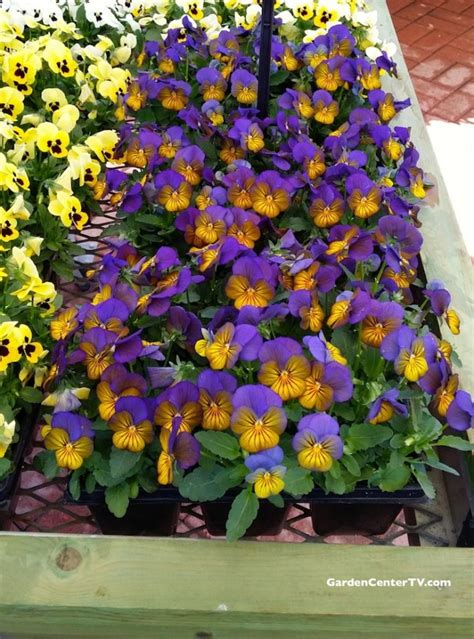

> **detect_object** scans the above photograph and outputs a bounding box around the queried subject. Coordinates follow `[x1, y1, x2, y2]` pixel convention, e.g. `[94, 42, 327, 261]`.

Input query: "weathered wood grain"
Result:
[0, 533, 472, 638]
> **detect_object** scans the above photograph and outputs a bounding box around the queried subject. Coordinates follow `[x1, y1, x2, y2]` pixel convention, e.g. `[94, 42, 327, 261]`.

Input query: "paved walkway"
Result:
[389, 0, 474, 122]
[388, 0, 474, 259]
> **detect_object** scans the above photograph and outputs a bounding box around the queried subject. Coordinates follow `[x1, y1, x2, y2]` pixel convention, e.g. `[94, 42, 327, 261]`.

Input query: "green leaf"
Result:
[435, 435, 474, 452]
[19, 387, 43, 403]
[324, 473, 347, 494]
[422, 459, 459, 476]
[109, 448, 142, 480]
[195, 431, 241, 460]
[360, 347, 385, 379]
[85, 474, 97, 494]
[411, 465, 436, 499]
[270, 70, 289, 86]
[105, 483, 130, 518]
[285, 401, 304, 423]
[226, 488, 259, 541]
[378, 464, 411, 491]
[0, 457, 11, 479]
[283, 467, 314, 497]
[178, 466, 239, 502]
[328, 460, 341, 479]
[268, 494, 285, 508]
[332, 404, 356, 421]
[390, 433, 407, 449]
[331, 327, 356, 366]
[69, 470, 83, 500]
[341, 455, 361, 477]
[346, 423, 392, 451]
[34, 450, 59, 480]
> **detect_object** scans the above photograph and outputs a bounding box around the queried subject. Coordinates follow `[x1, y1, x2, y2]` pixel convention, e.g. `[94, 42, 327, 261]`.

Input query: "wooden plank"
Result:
[0, 533, 472, 638]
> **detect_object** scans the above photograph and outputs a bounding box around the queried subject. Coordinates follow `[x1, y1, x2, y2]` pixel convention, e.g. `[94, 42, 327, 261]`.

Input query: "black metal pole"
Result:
[256, 0, 274, 118]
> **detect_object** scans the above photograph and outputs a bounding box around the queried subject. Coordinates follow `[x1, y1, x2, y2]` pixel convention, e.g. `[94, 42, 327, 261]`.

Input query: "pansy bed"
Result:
[2, 9, 471, 539]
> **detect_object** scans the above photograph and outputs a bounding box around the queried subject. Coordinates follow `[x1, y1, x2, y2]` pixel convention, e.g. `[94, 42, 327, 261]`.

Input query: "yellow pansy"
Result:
[52, 105, 80, 133]
[48, 191, 88, 230]
[41, 88, 68, 113]
[43, 40, 77, 77]
[0, 415, 16, 458]
[36, 122, 70, 158]
[17, 324, 45, 364]
[0, 86, 24, 121]
[67, 147, 101, 187]
[3, 49, 41, 94]
[85, 130, 119, 162]
[0, 321, 22, 372]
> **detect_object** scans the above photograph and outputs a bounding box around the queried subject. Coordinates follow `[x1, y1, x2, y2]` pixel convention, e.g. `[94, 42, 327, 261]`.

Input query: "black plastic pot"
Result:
[67, 486, 181, 536]
[201, 497, 290, 537]
[307, 485, 426, 536]
[0, 409, 36, 505]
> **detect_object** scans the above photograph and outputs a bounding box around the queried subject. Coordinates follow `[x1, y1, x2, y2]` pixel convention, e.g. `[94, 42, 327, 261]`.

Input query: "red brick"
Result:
[437, 64, 474, 89]
[445, 0, 474, 14]
[460, 80, 474, 95]
[429, 92, 474, 121]
[388, 0, 416, 13]
[430, 7, 474, 25]
[463, 6, 474, 17]
[417, 0, 449, 5]
[392, 15, 411, 30]
[397, 2, 433, 20]
[398, 23, 432, 45]
[422, 15, 472, 34]
[410, 56, 454, 80]
[415, 29, 458, 51]
[399, 43, 433, 63]
[415, 93, 440, 113]
[441, 46, 474, 66]
[450, 30, 474, 53]
[411, 77, 453, 99]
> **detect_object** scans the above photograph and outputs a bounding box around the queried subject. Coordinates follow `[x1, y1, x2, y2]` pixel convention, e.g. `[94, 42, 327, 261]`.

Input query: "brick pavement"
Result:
[388, 0, 474, 122]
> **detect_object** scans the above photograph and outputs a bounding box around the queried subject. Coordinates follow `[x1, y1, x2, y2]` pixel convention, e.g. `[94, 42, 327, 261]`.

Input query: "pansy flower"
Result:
[157, 417, 201, 485]
[346, 173, 381, 219]
[50, 308, 79, 342]
[381, 326, 437, 383]
[309, 183, 344, 228]
[229, 118, 265, 153]
[374, 216, 423, 271]
[224, 167, 255, 209]
[196, 67, 227, 101]
[97, 363, 147, 421]
[172, 145, 205, 186]
[198, 370, 237, 430]
[226, 208, 261, 249]
[258, 337, 311, 401]
[446, 391, 474, 431]
[292, 140, 326, 180]
[288, 290, 325, 332]
[44, 412, 94, 470]
[157, 79, 190, 110]
[424, 280, 461, 335]
[0, 321, 22, 372]
[225, 255, 276, 309]
[158, 126, 186, 159]
[231, 69, 258, 104]
[154, 381, 202, 433]
[304, 334, 348, 366]
[72, 328, 142, 380]
[292, 260, 340, 293]
[361, 300, 404, 348]
[292, 413, 343, 472]
[368, 90, 410, 123]
[245, 446, 287, 499]
[325, 225, 373, 264]
[327, 289, 373, 329]
[80, 299, 130, 337]
[299, 360, 353, 410]
[367, 389, 408, 424]
[109, 397, 154, 452]
[17, 324, 44, 364]
[314, 57, 345, 92]
[278, 88, 314, 119]
[312, 89, 339, 124]
[231, 384, 287, 453]
[196, 322, 262, 370]
[154, 169, 192, 212]
[250, 171, 291, 218]
[419, 367, 459, 419]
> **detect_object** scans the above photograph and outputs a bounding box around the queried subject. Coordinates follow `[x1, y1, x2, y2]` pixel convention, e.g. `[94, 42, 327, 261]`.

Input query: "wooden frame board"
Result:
[0, 3, 473, 638]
